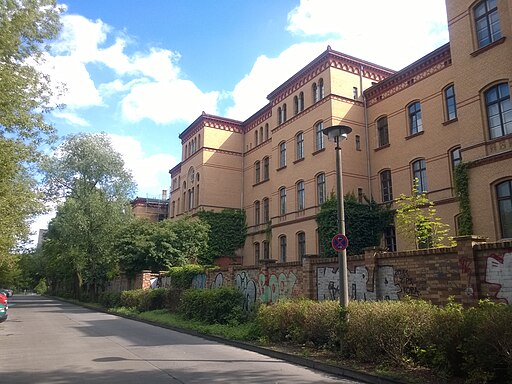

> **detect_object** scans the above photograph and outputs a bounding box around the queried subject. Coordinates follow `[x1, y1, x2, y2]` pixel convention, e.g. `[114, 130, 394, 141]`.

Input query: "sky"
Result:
[30, 0, 450, 240]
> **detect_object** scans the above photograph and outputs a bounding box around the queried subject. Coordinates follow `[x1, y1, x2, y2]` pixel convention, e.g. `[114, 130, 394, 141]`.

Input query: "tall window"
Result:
[299, 92, 304, 112]
[254, 242, 260, 261]
[318, 78, 324, 99]
[279, 187, 286, 215]
[282, 104, 287, 123]
[312, 83, 318, 103]
[296, 132, 304, 160]
[255, 161, 260, 183]
[384, 226, 397, 252]
[377, 116, 389, 147]
[380, 170, 393, 202]
[316, 173, 326, 205]
[265, 124, 269, 140]
[263, 198, 270, 223]
[279, 141, 286, 168]
[254, 201, 260, 225]
[171, 201, 175, 217]
[263, 157, 269, 180]
[279, 235, 287, 262]
[408, 101, 423, 135]
[294, 95, 299, 115]
[496, 180, 512, 238]
[255, 130, 258, 146]
[451, 147, 462, 170]
[263, 241, 270, 259]
[485, 83, 512, 139]
[355, 135, 361, 151]
[297, 232, 306, 259]
[412, 159, 428, 193]
[297, 180, 305, 211]
[444, 84, 457, 121]
[315, 121, 324, 151]
[474, 0, 501, 48]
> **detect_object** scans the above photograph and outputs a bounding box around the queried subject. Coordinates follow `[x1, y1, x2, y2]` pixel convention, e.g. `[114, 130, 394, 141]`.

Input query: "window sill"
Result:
[442, 117, 458, 126]
[405, 130, 424, 140]
[293, 158, 305, 165]
[312, 148, 325, 156]
[252, 178, 269, 187]
[374, 143, 390, 152]
[471, 37, 506, 57]
[277, 165, 287, 172]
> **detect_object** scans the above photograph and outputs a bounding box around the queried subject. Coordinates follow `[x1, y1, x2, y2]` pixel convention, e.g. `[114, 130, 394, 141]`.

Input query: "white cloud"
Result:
[108, 134, 177, 198]
[286, 0, 448, 70]
[121, 80, 219, 124]
[52, 111, 90, 127]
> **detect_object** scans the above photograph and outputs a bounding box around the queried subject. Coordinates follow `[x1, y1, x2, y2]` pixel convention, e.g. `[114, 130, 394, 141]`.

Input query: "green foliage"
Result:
[316, 194, 393, 257]
[165, 264, 206, 289]
[395, 179, 454, 249]
[41, 133, 136, 299]
[179, 287, 245, 324]
[454, 163, 473, 236]
[116, 288, 167, 312]
[257, 299, 340, 348]
[34, 278, 47, 294]
[459, 300, 512, 383]
[197, 209, 247, 263]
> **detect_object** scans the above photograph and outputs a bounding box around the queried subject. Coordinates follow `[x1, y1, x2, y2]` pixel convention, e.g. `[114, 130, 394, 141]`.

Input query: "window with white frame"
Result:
[408, 101, 423, 135]
[296, 132, 304, 160]
[412, 159, 428, 193]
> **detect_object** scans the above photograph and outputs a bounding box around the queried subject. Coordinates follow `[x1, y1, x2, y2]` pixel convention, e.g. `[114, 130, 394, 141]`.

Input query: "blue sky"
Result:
[32, 0, 450, 236]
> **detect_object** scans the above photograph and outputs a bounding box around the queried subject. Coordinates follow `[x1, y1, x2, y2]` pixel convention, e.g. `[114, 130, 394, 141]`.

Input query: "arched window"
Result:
[260, 126, 263, 142]
[316, 173, 326, 205]
[254, 242, 260, 261]
[444, 84, 457, 121]
[255, 161, 261, 183]
[318, 78, 324, 99]
[312, 82, 318, 103]
[254, 201, 260, 225]
[279, 235, 287, 262]
[263, 157, 269, 180]
[282, 103, 287, 122]
[296, 132, 304, 160]
[255, 130, 259, 146]
[299, 92, 304, 112]
[265, 123, 269, 140]
[412, 159, 428, 193]
[408, 101, 423, 135]
[263, 197, 270, 223]
[294, 95, 299, 115]
[279, 187, 286, 215]
[277, 107, 282, 124]
[315, 121, 324, 151]
[380, 170, 393, 202]
[297, 231, 306, 259]
[496, 180, 512, 238]
[297, 180, 305, 211]
[485, 83, 511, 139]
[474, 0, 502, 49]
[279, 141, 286, 168]
[377, 116, 389, 147]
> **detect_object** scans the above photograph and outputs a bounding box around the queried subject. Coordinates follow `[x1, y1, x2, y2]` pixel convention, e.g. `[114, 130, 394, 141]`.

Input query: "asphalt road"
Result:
[0, 295, 363, 384]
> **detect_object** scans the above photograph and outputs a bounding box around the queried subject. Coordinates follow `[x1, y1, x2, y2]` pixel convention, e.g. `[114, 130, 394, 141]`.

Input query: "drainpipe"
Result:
[361, 65, 372, 200]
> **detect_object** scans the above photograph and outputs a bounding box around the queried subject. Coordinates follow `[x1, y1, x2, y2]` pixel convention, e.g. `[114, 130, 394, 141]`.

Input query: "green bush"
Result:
[179, 287, 245, 324]
[459, 300, 512, 383]
[98, 291, 122, 308]
[117, 288, 167, 312]
[34, 278, 47, 294]
[344, 299, 436, 366]
[257, 299, 340, 347]
[165, 265, 206, 289]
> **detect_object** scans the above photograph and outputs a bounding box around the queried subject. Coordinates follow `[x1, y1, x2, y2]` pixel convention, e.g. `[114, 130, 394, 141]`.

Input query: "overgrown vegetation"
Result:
[316, 194, 393, 256]
[454, 163, 473, 236]
[394, 179, 454, 249]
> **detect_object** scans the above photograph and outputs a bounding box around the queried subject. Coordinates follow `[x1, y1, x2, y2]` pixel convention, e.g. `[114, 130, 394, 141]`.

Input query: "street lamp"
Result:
[322, 124, 352, 308]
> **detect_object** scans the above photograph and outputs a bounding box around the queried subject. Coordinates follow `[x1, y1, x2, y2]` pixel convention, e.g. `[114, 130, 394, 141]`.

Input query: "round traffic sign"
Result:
[331, 233, 349, 252]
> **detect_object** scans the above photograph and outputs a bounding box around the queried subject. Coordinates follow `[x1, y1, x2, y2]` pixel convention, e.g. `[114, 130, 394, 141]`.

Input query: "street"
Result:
[0, 295, 363, 384]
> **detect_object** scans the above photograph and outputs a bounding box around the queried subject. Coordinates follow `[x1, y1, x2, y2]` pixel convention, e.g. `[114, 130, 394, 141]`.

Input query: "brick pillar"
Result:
[454, 236, 487, 305]
[302, 254, 317, 299]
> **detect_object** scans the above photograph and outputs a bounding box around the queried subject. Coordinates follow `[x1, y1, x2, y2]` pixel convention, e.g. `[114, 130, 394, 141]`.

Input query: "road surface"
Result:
[0, 295, 363, 384]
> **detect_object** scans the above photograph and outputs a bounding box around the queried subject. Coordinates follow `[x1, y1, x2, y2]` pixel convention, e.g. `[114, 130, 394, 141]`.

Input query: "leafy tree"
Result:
[395, 179, 454, 249]
[41, 133, 136, 298]
[316, 193, 393, 257]
[197, 209, 247, 263]
[0, 0, 63, 285]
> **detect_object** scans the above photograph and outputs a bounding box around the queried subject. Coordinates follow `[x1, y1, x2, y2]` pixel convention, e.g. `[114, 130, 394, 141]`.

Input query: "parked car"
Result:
[0, 291, 7, 322]
[0, 288, 13, 297]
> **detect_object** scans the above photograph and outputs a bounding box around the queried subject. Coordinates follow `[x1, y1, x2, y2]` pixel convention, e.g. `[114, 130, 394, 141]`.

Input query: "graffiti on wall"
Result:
[317, 265, 402, 301]
[486, 251, 512, 304]
[211, 272, 224, 288]
[150, 276, 172, 289]
[191, 273, 206, 289]
[393, 269, 419, 297]
[234, 271, 297, 309]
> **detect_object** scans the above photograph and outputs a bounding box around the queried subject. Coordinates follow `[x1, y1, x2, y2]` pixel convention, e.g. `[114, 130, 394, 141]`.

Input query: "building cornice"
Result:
[365, 43, 451, 106]
[179, 112, 243, 142]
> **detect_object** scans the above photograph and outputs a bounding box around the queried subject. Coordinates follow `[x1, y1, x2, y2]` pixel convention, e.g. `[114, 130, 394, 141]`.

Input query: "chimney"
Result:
[162, 189, 167, 200]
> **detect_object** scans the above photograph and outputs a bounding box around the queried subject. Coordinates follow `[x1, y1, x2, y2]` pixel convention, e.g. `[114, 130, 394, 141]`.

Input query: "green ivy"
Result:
[165, 264, 207, 289]
[316, 194, 393, 257]
[454, 163, 473, 236]
[197, 209, 247, 262]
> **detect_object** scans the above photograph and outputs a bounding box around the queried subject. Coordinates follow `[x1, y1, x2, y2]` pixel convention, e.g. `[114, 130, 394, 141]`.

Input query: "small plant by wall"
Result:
[454, 163, 473, 236]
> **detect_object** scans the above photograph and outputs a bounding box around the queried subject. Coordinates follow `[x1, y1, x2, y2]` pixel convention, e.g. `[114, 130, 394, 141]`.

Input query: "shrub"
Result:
[257, 299, 340, 347]
[165, 265, 207, 289]
[34, 278, 47, 294]
[98, 291, 122, 308]
[344, 299, 436, 367]
[117, 289, 167, 312]
[459, 300, 512, 383]
[179, 287, 244, 324]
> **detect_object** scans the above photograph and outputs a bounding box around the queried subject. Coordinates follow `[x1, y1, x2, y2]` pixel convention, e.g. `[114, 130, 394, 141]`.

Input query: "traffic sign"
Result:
[331, 233, 348, 252]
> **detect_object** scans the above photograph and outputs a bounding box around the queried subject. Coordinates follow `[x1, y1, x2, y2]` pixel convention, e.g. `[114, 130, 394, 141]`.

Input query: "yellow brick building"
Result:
[169, 0, 512, 265]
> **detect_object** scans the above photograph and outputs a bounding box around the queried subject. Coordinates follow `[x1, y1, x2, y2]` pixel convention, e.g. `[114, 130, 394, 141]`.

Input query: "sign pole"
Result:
[335, 136, 349, 308]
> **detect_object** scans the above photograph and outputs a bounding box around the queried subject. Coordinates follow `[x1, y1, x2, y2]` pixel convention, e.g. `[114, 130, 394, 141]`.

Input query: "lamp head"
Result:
[322, 125, 352, 142]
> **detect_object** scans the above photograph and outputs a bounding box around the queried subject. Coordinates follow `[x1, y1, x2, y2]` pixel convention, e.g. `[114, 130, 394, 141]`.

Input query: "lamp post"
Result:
[322, 124, 352, 308]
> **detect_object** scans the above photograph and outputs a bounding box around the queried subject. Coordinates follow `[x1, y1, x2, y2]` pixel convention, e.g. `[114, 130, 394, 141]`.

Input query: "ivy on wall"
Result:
[197, 209, 247, 263]
[454, 162, 473, 236]
[316, 194, 393, 257]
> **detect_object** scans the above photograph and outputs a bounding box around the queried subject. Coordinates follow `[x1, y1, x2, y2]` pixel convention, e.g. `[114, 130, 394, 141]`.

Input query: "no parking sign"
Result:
[331, 233, 348, 252]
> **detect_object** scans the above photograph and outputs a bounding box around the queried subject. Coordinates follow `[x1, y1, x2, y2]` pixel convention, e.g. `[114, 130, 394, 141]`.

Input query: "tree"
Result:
[0, 0, 63, 284]
[42, 133, 136, 298]
[316, 193, 393, 257]
[395, 179, 454, 249]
